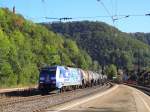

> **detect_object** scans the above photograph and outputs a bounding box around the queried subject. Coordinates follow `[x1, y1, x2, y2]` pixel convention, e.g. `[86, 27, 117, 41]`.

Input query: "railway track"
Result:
[126, 84, 150, 96]
[0, 83, 112, 112]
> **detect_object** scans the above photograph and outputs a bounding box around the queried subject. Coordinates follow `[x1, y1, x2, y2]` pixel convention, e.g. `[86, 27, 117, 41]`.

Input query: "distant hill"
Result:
[0, 8, 95, 87]
[42, 21, 150, 70]
[130, 32, 150, 46]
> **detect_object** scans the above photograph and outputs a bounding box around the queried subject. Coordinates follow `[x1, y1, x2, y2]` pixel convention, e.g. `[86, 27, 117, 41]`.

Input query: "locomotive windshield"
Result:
[39, 68, 56, 83]
[40, 69, 56, 75]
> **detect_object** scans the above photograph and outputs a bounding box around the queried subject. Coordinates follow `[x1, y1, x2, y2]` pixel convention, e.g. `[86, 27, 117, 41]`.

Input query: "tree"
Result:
[45, 21, 150, 70]
[0, 8, 94, 87]
[105, 64, 117, 80]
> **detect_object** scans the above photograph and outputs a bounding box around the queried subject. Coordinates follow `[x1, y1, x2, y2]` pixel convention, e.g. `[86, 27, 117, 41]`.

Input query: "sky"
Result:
[0, 0, 150, 33]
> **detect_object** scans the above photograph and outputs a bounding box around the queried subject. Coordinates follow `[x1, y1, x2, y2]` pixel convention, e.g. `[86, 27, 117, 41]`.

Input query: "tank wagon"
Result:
[38, 66, 107, 92]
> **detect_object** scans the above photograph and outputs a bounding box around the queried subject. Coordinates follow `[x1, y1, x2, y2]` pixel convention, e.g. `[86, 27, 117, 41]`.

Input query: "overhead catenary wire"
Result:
[1, 0, 150, 23]
[115, 0, 118, 17]
[110, 0, 114, 16]
[114, 0, 118, 27]
[41, 0, 48, 19]
[44, 15, 111, 20]
[96, 0, 129, 26]
[10, 13, 150, 23]
[44, 17, 72, 22]
[18, 0, 150, 22]
[0, 13, 149, 23]
[97, 0, 113, 22]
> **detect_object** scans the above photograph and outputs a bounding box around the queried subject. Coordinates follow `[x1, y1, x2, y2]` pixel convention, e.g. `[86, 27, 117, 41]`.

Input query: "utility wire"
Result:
[0, 13, 149, 23]
[25, 13, 150, 22]
[97, 0, 113, 21]
[115, 0, 118, 17]
[110, 0, 114, 16]
[44, 15, 110, 19]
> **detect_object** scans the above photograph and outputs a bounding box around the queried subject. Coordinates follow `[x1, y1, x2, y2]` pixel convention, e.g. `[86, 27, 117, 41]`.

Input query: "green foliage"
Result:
[1, 8, 150, 87]
[92, 60, 100, 72]
[105, 64, 117, 80]
[131, 32, 150, 46]
[0, 8, 93, 87]
[44, 21, 150, 70]
[76, 50, 92, 69]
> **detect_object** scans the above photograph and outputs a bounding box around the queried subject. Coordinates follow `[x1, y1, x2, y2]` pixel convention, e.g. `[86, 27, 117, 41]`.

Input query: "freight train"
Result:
[38, 66, 107, 92]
